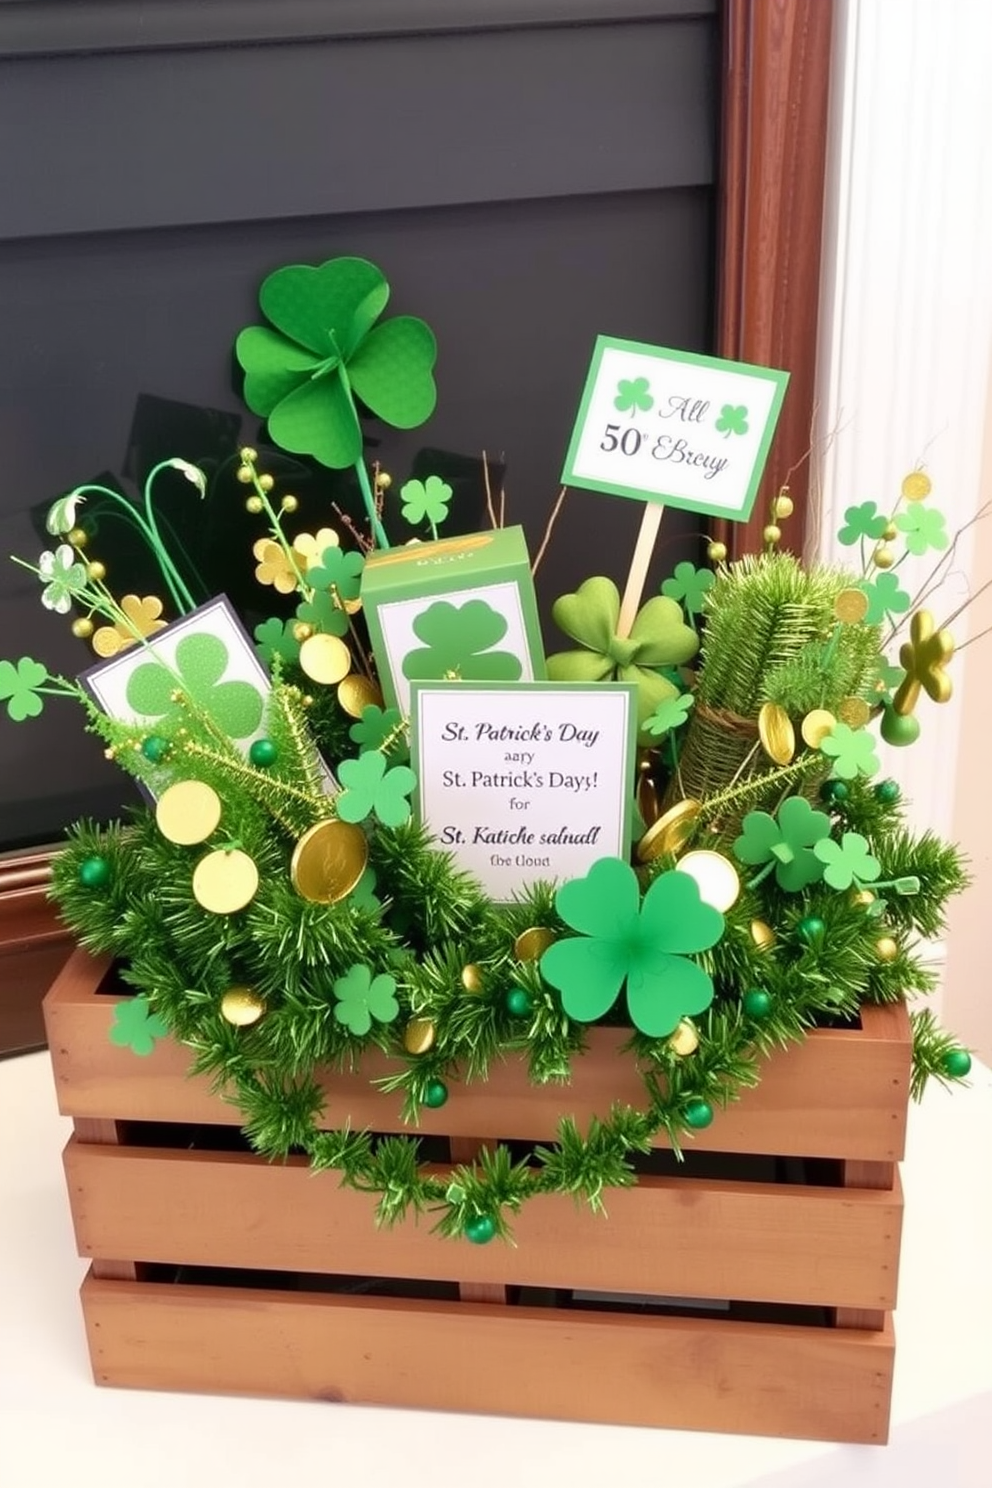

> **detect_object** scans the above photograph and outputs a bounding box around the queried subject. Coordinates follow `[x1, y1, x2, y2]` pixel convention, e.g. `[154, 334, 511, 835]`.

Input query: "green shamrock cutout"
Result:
[872, 657, 906, 703]
[400, 475, 452, 528]
[126, 633, 264, 740]
[109, 996, 169, 1057]
[350, 867, 381, 913]
[235, 257, 437, 469]
[332, 963, 399, 1036]
[38, 545, 88, 614]
[0, 657, 48, 722]
[661, 561, 715, 619]
[614, 377, 653, 414]
[819, 721, 880, 780]
[308, 547, 365, 603]
[813, 832, 881, 891]
[349, 704, 408, 760]
[295, 590, 349, 637]
[546, 576, 698, 736]
[401, 599, 522, 682]
[715, 404, 749, 437]
[732, 796, 831, 891]
[837, 501, 888, 546]
[642, 692, 694, 738]
[254, 617, 301, 668]
[539, 857, 723, 1039]
[336, 750, 417, 827]
[858, 572, 911, 625]
[894, 505, 948, 556]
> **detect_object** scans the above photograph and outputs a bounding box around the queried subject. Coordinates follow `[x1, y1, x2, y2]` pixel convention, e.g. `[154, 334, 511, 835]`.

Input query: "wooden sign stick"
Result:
[616, 501, 665, 638]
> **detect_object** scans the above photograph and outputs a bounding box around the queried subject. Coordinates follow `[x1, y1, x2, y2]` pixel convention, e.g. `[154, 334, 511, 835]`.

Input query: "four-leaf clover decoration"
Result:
[109, 996, 169, 1057]
[126, 633, 265, 740]
[539, 857, 724, 1039]
[858, 572, 911, 625]
[614, 377, 653, 415]
[336, 750, 417, 828]
[332, 964, 399, 1036]
[813, 832, 881, 891]
[642, 693, 694, 738]
[892, 609, 954, 715]
[661, 561, 715, 619]
[837, 501, 888, 546]
[38, 545, 88, 613]
[235, 256, 437, 469]
[401, 599, 522, 683]
[732, 796, 831, 891]
[715, 404, 749, 437]
[0, 657, 48, 722]
[819, 721, 880, 780]
[894, 504, 949, 556]
[400, 475, 452, 529]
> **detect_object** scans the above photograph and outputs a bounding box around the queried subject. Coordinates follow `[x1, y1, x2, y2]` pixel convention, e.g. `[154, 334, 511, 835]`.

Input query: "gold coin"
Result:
[801, 709, 837, 748]
[403, 1017, 436, 1055]
[290, 819, 368, 903]
[834, 587, 870, 624]
[636, 798, 701, 863]
[875, 936, 899, 962]
[637, 758, 661, 828]
[337, 673, 384, 719]
[667, 1019, 699, 1057]
[461, 963, 484, 994]
[677, 849, 741, 912]
[757, 702, 795, 765]
[901, 471, 932, 502]
[220, 986, 266, 1027]
[851, 888, 875, 907]
[750, 919, 776, 950]
[514, 926, 556, 962]
[298, 632, 352, 685]
[192, 848, 259, 915]
[838, 696, 871, 728]
[156, 780, 222, 845]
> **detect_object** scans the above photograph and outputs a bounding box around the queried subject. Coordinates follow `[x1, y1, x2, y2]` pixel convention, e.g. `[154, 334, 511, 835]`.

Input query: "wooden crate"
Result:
[44, 946, 911, 1443]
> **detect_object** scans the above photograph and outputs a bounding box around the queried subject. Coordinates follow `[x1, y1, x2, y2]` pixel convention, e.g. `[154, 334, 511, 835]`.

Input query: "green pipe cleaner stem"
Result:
[142, 462, 199, 613]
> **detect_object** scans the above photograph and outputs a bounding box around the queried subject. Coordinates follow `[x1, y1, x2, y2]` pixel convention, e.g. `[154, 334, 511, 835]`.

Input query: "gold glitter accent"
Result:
[838, 696, 871, 728]
[220, 987, 266, 1027]
[901, 471, 932, 502]
[834, 588, 870, 624]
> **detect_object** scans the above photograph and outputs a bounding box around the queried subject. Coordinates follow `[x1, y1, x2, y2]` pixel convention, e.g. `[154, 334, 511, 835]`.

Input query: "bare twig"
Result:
[881, 499, 992, 646]
[531, 487, 569, 577]
[481, 450, 498, 530]
[332, 502, 374, 555]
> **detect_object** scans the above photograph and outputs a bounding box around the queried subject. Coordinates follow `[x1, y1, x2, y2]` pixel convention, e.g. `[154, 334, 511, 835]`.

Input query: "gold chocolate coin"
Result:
[514, 926, 556, 962]
[757, 702, 795, 765]
[834, 588, 870, 624]
[750, 919, 776, 950]
[192, 848, 259, 915]
[290, 819, 368, 903]
[337, 673, 384, 719]
[220, 987, 266, 1027]
[403, 1017, 436, 1055]
[299, 632, 352, 685]
[155, 780, 222, 846]
[668, 1019, 700, 1057]
[636, 798, 701, 863]
[838, 696, 871, 728]
[677, 850, 741, 912]
[801, 709, 837, 748]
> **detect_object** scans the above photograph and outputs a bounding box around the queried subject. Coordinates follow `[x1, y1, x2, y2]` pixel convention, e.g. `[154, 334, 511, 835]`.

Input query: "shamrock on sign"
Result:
[819, 721, 880, 780]
[614, 377, 653, 415]
[126, 633, 265, 740]
[336, 750, 417, 828]
[642, 692, 694, 739]
[235, 256, 437, 469]
[332, 963, 399, 1036]
[837, 501, 888, 546]
[858, 572, 911, 625]
[715, 404, 749, 437]
[254, 617, 302, 667]
[539, 857, 724, 1038]
[400, 475, 452, 530]
[661, 561, 715, 619]
[0, 657, 48, 722]
[349, 703, 407, 758]
[109, 996, 169, 1057]
[401, 599, 522, 683]
[38, 545, 88, 614]
[813, 832, 881, 891]
[732, 796, 831, 891]
[894, 505, 949, 556]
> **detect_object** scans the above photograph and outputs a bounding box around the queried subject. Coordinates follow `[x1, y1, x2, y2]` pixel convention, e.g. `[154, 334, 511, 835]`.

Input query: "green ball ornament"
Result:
[78, 855, 111, 889]
[505, 987, 533, 1018]
[743, 988, 772, 1019]
[942, 1048, 972, 1079]
[819, 779, 848, 805]
[141, 735, 169, 764]
[423, 1078, 449, 1109]
[684, 1098, 714, 1130]
[249, 738, 279, 768]
[874, 778, 901, 805]
[798, 914, 825, 944]
[464, 1214, 497, 1245]
[880, 706, 921, 748]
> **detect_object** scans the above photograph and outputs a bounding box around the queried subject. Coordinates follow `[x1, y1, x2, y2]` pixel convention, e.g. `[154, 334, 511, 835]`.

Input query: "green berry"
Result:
[78, 855, 110, 889]
[820, 779, 848, 804]
[684, 1098, 714, 1130]
[141, 735, 169, 763]
[422, 1078, 449, 1109]
[874, 778, 901, 805]
[798, 915, 825, 944]
[249, 738, 279, 768]
[743, 988, 772, 1019]
[464, 1214, 497, 1245]
[505, 987, 533, 1018]
[942, 1048, 972, 1079]
[880, 707, 920, 747]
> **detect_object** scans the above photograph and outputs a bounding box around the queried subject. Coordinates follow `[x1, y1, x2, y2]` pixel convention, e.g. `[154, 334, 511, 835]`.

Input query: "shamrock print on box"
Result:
[361, 525, 545, 715]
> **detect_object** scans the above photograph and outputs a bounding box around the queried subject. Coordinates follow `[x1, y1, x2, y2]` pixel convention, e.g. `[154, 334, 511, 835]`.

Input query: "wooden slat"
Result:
[835, 1159, 899, 1330]
[70, 1119, 138, 1281]
[80, 1271, 894, 1443]
[44, 949, 912, 1162]
[64, 1140, 902, 1310]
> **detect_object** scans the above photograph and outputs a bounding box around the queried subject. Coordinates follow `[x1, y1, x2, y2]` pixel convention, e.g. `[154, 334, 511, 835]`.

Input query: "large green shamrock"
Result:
[813, 832, 881, 891]
[254, 617, 301, 668]
[614, 377, 653, 414]
[401, 599, 522, 682]
[38, 545, 88, 614]
[546, 576, 698, 735]
[661, 561, 715, 619]
[126, 633, 264, 740]
[837, 501, 888, 545]
[235, 257, 437, 469]
[336, 750, 417, 827]
[894, 505, 948, 556]
[109, 996, 169, 1057]
[539, 857, 723, 1038]
[858, 572, 911, 625]
[642, 692, 694, 739]
[732, 796, 831, 891]
[332, 963, 399, 1036]
[400, 475, 452, 528]
[819, 721, 880, 780]
[715, 404, 749, 437]
[0, 657, 48, 722]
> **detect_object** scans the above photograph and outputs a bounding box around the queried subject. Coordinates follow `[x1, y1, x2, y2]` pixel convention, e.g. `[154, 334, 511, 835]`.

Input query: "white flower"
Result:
[45, 491, 85, 536]
[167, 459, 207, 495]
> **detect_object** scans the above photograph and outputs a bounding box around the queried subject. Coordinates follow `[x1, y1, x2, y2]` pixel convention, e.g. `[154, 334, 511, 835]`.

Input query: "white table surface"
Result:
[1, 1048, 990, 1488]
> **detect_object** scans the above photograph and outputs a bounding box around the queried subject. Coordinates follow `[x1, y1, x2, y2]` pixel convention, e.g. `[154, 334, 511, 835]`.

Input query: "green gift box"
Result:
[361, 526, 546, 715]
